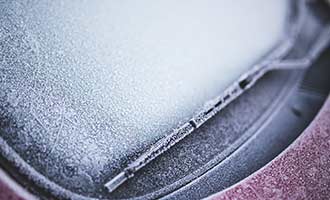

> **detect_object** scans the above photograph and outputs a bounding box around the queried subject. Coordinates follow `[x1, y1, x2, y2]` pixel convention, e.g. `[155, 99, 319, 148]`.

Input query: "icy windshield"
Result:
[0, 0, 287, 193]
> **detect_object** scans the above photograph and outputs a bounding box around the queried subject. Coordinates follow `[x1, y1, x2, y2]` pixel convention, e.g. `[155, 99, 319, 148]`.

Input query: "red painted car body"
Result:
[208, 96, 330, 200]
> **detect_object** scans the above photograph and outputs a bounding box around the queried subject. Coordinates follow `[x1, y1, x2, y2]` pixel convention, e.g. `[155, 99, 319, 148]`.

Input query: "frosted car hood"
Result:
[0, 0, 287, 197]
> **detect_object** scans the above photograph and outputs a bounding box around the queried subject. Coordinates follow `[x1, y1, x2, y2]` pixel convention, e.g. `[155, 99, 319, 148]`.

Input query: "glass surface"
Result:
[0, 0, 287, 191]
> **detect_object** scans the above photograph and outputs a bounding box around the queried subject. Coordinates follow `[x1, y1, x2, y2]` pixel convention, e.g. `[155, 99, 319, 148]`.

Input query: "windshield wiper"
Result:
[104, 2, 330, 193]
